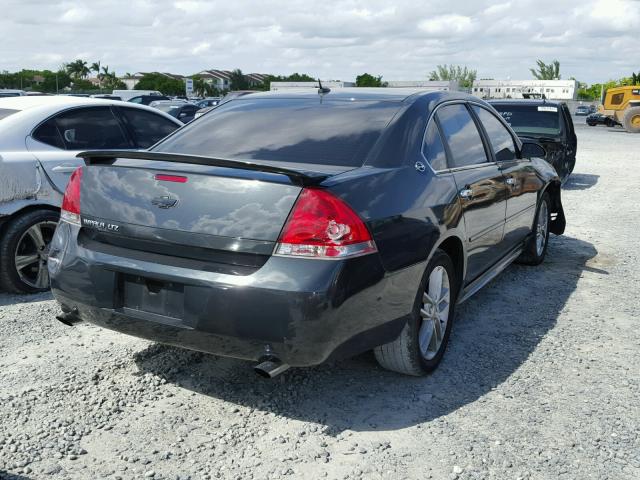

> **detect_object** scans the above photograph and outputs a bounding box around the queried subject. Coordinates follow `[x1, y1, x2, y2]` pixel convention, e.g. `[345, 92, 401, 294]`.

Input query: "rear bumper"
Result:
[50, 225, 422, 366]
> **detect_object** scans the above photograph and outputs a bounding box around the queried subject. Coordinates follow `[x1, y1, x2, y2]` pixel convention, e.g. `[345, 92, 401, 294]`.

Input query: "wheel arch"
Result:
[0, 204, 60, 237]
[541, 180, 565, 235]
[431, 233, 466, 297]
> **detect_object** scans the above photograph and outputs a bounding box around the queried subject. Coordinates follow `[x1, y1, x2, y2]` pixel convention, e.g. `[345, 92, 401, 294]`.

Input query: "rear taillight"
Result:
[60, 167, 83, 225]
[275, 188, 377, 259]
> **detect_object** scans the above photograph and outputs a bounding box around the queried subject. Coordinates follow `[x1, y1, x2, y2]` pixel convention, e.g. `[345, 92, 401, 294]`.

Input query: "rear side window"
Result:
[435, 104, 489, 168]
[472, 106, 517, 162]
[52, 107, 130, 150]
[422, 121, 448, 170]
[32, 118, 65, 149]
[154, 98, 400, 167]
[119, 108, 179, 148]
[129, 96, 143, 104]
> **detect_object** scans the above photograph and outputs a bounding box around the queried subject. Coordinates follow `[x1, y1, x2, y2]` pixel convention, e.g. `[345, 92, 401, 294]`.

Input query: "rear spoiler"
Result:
[77, 150, 328, 187]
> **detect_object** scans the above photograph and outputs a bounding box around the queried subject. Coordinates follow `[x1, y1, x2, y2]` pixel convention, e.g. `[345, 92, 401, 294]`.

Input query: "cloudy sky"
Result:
[2, 0, 638, 84]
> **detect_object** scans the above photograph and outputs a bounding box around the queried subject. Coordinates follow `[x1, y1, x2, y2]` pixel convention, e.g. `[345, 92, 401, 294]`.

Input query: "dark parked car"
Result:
[150, 101, 201, 123]
[49, 90, 565, 377]
[489, 100, 577, 183]
[128, 95, 170, 105]
[575, 105, 590, 116]
[587, 112, 617, 127]
[195, 97, 221, 108]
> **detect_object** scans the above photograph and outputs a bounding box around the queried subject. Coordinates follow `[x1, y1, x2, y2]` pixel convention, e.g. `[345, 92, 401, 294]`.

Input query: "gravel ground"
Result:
[1, 118, 639, 480]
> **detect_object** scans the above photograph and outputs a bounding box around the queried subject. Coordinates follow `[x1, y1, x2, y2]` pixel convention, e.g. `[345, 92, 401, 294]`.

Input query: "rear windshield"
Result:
[0, 108, 18, 120]
[154, 98, 400, 167]
[491, 104, 561, 136]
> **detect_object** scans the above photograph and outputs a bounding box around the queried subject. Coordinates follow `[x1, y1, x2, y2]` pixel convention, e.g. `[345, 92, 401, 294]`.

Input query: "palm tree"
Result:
[91, 61, 101, 87]
[65, 59, 90, 79]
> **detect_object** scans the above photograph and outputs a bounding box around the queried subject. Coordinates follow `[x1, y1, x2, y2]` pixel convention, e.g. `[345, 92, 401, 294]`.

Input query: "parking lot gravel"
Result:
[1, 119, 639, 480]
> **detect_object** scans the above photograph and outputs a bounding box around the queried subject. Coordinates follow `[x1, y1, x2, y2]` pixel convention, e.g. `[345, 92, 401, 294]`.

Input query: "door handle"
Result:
[459, 188, 473, 199]
[51, 165, 78, 173]
[505, 177, 516, 186]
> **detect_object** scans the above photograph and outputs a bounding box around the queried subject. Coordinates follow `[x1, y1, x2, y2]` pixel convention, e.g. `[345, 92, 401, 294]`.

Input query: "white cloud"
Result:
[418, 14, 475, 37]
[0, 0, 638, 83]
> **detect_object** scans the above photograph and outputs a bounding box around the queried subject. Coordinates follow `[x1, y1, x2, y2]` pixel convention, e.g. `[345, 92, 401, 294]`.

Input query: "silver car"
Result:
[0, 96, 182, 293]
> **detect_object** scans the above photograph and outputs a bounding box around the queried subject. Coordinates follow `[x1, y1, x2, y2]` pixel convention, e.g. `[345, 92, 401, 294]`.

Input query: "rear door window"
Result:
[435, 104, 489, 168]
[32, 118, 65, 149]
[51, 107, 130, 150]
[472, 106, 517, 162]
[119, 107, 179, 148]
[422, 121, 448, 170]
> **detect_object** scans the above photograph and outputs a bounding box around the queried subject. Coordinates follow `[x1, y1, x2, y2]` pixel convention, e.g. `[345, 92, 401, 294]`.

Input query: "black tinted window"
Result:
[33, 118, 65, 149]
[120, 108, 179, 148]
[472, 106, 517, 162]
[129, 97, 142, 103]
[491, 104, 560, 136]
[155, 99, 399, 167]
[52, 107, 129, 150]
[436, 104, 488, 168]
[422, 121, 447, 170]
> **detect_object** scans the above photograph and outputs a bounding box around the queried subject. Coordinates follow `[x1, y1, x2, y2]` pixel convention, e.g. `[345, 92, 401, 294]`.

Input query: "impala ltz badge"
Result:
[151, 195, 178, 209]
[82, 218, 120, 232]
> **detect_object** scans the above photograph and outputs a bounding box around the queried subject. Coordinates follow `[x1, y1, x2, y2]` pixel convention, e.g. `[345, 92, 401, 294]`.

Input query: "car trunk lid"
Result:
[75, 151, 352, 272]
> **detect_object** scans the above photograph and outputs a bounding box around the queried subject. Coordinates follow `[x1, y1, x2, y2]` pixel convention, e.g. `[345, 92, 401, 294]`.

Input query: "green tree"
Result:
[135, 72, 185, 95]
[356, 73, 386, 87]
[192, 75, 220, 97]
[632, 72, 639, 85]
[530, 59, 561, 80]
[429, 64, 476, 88]
[228, 69, 249, 90]
[255, 72, 317, 91]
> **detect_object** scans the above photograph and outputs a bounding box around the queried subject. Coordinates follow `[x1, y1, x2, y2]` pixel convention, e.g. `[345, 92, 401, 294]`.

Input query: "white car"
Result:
[0, 96, 182, 293]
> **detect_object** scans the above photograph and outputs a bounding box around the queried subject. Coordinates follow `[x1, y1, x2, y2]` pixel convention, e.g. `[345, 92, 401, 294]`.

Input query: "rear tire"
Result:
[622, 107, 640, 133]
[374, 249, 457, 376]
[0, 210, 59, 293]
[517, 193, 550, 266]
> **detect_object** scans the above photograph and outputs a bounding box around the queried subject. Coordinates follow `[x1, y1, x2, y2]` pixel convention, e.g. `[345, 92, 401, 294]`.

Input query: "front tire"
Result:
[0, 210, 59, 293]
[622, 106, 640, 134]
[374, 249, 457, 376]
[517, 193, 550, 266]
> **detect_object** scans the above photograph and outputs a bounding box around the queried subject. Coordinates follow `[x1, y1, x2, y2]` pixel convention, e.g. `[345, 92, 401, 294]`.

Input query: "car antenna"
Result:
[318, 79, 331, 95]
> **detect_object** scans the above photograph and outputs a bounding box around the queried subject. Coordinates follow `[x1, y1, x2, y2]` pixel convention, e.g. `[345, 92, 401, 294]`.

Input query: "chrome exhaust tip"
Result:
[254, 357, 290, 378]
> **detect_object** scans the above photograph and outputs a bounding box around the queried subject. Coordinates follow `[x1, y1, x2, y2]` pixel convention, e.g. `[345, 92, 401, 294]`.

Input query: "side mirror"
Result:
[521, 142, 546, 159]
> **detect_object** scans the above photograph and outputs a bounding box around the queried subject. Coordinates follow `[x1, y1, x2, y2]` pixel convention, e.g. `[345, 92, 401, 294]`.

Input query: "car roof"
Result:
[488, 99, 565, 107]
[0, 95, 123, 112]
[239, 88, 469, 103]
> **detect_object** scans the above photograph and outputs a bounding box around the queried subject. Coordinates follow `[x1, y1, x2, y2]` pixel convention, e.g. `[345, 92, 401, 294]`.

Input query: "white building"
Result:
[386, 80, 459, 91]
[195, 70, 269, 91]
[270, 81, 355, 91]
[472, 79, 577, 100]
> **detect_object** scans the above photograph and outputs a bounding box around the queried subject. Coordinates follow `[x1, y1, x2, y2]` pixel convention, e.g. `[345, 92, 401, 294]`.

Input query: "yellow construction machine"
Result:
[600, 86, 640, 133]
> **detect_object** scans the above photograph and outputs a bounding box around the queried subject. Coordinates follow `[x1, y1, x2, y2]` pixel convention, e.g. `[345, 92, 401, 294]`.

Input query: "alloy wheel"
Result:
[418, 266, 451, 360]
[536, 201, 549, 256]
[14, 221, 58, 290]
